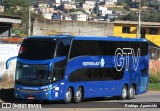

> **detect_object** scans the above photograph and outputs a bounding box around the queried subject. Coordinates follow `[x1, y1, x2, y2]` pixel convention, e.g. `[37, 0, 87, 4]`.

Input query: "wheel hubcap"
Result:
[66, 90, 71, 102]
[122, 88, 127, 98]
[76, 90, 81, 101]
[130, 88, 133, 97]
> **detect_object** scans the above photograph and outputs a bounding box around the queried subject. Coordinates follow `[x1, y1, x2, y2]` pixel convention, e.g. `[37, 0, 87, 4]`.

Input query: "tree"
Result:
[149, 1, 160, 10]
[1, 0, 42, 37]
[116, 0, 128, 6]
[120, 11, 138, 21]
[141, 0, 148, 7]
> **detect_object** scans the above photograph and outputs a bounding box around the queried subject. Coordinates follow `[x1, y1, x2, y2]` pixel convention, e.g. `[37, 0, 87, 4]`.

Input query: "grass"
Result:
[148, 83, 160, 91]
[107, 7, 128, 12]
[148, 60, 160, 91]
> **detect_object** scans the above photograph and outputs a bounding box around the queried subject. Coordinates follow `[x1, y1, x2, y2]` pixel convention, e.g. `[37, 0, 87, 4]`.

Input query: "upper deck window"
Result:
[69, 39, 148, 59]
[18, 38, 57, 60]
[56, 39, 71, 57]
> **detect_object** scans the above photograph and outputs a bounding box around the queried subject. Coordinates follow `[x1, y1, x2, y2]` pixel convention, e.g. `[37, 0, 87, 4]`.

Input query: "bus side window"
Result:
[141, 68, 148, 77]
[70, 40, 85, 59]
[85, 41, 97, 56]
[69, 68, 92, 82]
[53, 68, 62, 81]
[114, 69, 124, 80]
[92, 68, 101, 81]
[56, 42, 70, 57]
[97, 41, 108, 55]
[102, 68, 114, 80]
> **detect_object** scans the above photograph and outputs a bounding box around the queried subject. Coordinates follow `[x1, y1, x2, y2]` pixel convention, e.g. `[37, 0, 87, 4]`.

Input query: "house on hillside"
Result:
[105, 0, 118, 5]
[70, 11, 89, 21]
[113, 20, 160, 60]
[114, 21, 160, 47]
[83, 1, 95, 14]
[0, 5, 4, 13]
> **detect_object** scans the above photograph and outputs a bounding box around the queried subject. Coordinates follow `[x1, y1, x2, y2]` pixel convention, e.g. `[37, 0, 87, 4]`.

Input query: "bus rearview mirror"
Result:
[6, 56, 17, 69]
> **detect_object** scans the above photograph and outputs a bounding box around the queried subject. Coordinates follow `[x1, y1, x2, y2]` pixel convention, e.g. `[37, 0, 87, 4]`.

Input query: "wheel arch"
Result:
[132, 83, 137, 95]
[74, 85, 84, 98]
[123, 83, 129, 90]
[64, 86, 74, 98]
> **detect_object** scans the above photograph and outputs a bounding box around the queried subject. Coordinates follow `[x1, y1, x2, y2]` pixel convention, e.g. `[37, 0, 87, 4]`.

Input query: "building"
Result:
[114, 21, 160, 47]
[55, 0, 61, 7]
[105, 13, 118, 21]
[62, 13, 72, 20]
[105, 0, 117, 5]
[98, 7, 108, 16]
[85, 1, 95, 6]
[64, 4, 76, 10]
[83, 1, 95, 14]
[132, 0, 142, 2]
[0, 15, 21, 79]
[83, 4, 94, 14]
[0, 15, 21, 37]
[0, 6, 4, 13]
[32, 18, 114, 36]
[70, 11, 89, 21]
[42, 13, 53, 19]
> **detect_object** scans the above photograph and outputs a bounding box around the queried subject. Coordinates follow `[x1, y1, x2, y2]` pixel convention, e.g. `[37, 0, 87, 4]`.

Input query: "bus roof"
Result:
[73, 36, 148, 42]
[26, 35, 74, 39]
[27, 35, 148, 42]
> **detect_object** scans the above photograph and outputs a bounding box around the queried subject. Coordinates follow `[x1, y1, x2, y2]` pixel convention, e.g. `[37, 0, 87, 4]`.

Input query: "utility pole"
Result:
[136, 4, 141, 38]
[28, 6, 31, 36]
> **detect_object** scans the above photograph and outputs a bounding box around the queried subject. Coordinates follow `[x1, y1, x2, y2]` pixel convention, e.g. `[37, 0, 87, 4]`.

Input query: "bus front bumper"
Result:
[14, 88, 63, 101]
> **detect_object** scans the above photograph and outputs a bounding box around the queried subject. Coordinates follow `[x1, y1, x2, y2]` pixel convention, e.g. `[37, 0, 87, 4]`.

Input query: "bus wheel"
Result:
[120, 85, 127, 100]
[74, 87, 83, 103]
[64, 87, 72, 103]
[128, 85, 135, 100]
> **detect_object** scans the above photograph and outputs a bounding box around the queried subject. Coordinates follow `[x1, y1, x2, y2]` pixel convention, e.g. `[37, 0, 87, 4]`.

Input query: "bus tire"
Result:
[64, 87, 72, 103]
[74, 87, 83, 103]
[127, 85, 135, 100]
[120, 85, 128, 100]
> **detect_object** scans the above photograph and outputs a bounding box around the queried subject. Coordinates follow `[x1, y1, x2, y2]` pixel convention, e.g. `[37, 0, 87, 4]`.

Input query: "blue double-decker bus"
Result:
[6, 35, 149, 103]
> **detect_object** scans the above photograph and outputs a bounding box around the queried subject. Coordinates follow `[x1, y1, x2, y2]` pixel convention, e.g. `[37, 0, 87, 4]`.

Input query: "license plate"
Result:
[28, 97, 34, 99]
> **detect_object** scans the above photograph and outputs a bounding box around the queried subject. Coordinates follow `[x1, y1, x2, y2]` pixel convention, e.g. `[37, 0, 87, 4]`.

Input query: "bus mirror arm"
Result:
[6, 56, 17, 69]
[48, 61, 54, 71]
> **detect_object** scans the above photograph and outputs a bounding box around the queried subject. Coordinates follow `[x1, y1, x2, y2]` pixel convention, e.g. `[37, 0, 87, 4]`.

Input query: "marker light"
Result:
[19, 47, 24, 54]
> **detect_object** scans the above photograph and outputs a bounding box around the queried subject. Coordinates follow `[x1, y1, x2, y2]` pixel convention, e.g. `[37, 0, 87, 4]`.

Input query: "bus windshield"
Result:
[18, 38, 57, 60]
[15, 63, 61, 86]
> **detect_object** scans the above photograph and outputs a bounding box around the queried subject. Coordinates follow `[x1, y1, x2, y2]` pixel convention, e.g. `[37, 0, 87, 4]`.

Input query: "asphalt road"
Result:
[0, 89, 160, 111]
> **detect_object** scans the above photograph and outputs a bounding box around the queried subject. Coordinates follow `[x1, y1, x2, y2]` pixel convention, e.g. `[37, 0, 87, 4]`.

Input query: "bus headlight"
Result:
[45, 93, 49, 97]
[42, 85, 57, 92]
[15, 87, 20, 91]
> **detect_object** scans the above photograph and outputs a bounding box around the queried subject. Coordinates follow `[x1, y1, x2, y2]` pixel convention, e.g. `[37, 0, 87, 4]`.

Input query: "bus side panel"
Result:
[136, 55, 149, 94]
[65, 56, 126, 98]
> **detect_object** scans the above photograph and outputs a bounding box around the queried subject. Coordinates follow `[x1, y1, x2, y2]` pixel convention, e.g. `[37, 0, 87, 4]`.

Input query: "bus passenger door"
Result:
[140, 67, 148, 93]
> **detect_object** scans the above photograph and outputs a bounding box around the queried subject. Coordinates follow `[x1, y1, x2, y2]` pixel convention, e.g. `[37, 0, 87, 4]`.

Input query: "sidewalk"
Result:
[147, 91, 160, 95]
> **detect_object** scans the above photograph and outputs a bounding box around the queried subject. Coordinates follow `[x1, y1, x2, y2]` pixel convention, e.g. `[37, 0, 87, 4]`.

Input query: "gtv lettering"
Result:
[114, 48, 140, 71]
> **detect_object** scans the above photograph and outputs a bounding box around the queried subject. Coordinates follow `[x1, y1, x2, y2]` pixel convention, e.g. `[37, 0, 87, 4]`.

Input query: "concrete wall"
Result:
[32, 18, 114, 36]
[0, 43, 20, 81]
